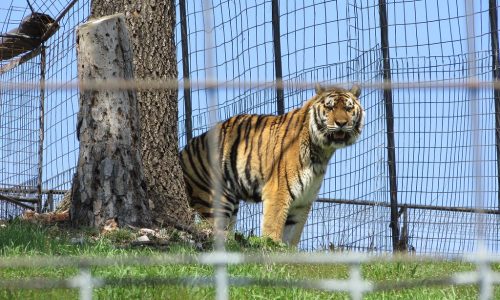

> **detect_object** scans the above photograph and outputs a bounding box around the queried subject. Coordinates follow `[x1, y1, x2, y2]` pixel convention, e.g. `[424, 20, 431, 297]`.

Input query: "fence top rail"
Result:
[0, 78, 498, 92]
[317, 198, 500, 215]
[0, 187, 66, 195]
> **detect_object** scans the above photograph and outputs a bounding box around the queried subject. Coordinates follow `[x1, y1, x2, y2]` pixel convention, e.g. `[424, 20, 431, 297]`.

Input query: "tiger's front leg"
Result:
[282, 202, 314, 246]
[261, 187, 293, 243]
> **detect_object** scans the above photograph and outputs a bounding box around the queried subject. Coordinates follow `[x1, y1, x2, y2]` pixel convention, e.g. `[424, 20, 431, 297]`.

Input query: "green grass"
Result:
[0, 220, 498, 299]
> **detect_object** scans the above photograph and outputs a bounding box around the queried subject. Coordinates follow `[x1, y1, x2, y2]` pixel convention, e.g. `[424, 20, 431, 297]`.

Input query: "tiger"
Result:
[179, 84, 364, 246]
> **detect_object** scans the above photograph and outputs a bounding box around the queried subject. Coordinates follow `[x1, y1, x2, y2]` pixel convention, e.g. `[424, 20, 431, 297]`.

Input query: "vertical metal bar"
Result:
[349, 264, 364, 300]
[489, 0, 500, 210]
[478, 259, 494, 300]
[179, 0, 193, 142]
[378, 0, 400, 251]
[399, 205, 408, 251]
[74, 268, 93, 300]
[466, 0, 486, 251]
[271, 0, 285, 115]
[202, 0, 228, 299]
[48, 192, 54, 212]
[37, 46, 46, 213]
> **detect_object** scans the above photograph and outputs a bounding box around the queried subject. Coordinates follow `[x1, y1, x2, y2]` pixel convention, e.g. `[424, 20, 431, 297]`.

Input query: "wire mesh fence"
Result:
[0, 251, 499, 299]
[0, 0, 89, 216]
[0, 0, 498, 260]
[0, 0, 500, 297]
[176, 0, 500, 255]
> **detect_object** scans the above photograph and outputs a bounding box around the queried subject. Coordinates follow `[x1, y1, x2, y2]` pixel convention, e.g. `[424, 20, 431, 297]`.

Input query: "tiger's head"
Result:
[309, 84, 365, 149]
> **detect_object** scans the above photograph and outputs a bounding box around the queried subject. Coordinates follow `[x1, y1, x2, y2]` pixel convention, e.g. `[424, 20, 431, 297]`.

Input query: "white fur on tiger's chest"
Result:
[290, 166, 325, 210]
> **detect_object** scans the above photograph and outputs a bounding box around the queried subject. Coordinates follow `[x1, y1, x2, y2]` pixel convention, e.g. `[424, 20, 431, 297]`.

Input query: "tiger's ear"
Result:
[350, 84, 361, 97]
[315, 83, 325, 94]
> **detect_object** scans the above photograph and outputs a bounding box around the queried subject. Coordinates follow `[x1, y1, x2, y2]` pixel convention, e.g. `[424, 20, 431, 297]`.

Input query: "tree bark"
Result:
[72, 14, 151, 227]
[90, 0, 193, 227]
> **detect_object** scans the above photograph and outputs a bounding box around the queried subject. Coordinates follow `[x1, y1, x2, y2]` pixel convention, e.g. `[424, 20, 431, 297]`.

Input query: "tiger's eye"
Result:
[324, 98, 335, 109]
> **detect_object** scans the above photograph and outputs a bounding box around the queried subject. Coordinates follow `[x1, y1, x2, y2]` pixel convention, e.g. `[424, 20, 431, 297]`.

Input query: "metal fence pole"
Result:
[378, 0, 400, 251]
[271, 0, 285, 115]
[488, 0, 500, 210]
[179, 0, 193, 142]
[201, 0, 229, 298]
[37, 46, 46, 213]
[48, 192, 54, 212]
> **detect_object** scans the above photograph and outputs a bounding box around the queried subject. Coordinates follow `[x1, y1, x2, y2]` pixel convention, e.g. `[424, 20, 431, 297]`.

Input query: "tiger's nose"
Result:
[335, 120, 348, 127]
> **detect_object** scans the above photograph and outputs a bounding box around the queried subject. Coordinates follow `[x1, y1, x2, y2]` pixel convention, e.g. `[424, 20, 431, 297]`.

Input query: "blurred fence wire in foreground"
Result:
[0, 0, 499, 298]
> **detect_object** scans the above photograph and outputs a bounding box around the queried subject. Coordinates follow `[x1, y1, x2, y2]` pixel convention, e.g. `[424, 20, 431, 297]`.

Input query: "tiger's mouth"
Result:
[327, 130, 350, 143]
[333, 131, 346, 140]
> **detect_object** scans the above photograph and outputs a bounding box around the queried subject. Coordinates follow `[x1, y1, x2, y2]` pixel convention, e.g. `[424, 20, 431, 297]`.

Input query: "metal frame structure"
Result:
[0, 0, 499, 256]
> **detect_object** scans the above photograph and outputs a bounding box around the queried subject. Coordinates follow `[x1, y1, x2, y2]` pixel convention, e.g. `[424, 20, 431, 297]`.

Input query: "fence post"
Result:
[488, 0, 500, 210]
[37, 46, 46, 213]
[48, 192, 54, 212]
[378, 0, 400, 251]
[271, 0, 285, 114]
[179, 0, 193, 142]
[397, 205, 408, 251]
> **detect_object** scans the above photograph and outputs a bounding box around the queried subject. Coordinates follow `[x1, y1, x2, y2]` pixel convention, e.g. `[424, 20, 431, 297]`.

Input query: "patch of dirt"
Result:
[22, 209, 70, 224]
[19, 208, 212, 251]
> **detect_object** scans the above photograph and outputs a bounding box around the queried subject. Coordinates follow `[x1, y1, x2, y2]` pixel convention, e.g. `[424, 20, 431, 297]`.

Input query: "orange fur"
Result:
[179, 84, 364, 245]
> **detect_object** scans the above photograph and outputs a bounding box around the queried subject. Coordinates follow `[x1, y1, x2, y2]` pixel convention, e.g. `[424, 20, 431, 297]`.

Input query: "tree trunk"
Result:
[72, 14, 151, 227]
[90, 0, 193, 227]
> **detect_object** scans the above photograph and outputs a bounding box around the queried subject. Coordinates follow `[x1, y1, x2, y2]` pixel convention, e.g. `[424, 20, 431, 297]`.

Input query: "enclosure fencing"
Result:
[0, 0, 499, 255]
[0, 0, 87, 217]
[0, 251, 499, 300]
[0, 0, 500, 298]
[175, 0, 500, 255]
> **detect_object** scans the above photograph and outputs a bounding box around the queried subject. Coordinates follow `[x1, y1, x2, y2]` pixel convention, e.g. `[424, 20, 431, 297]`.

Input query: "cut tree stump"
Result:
[91, 1, 194, 228]
[71, 13, 151, 228]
